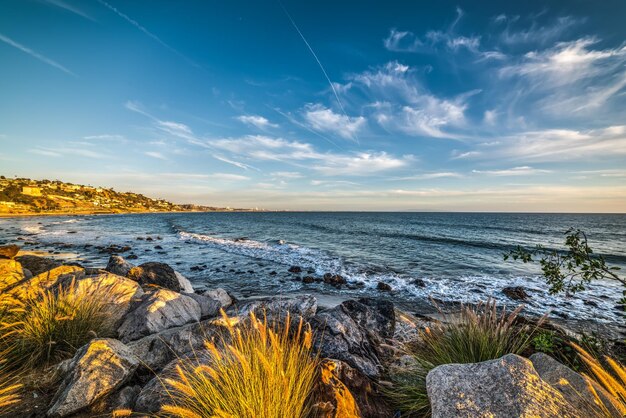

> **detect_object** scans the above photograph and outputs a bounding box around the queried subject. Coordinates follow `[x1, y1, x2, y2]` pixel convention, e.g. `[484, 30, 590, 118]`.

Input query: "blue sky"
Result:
[1, 0, 625, 211]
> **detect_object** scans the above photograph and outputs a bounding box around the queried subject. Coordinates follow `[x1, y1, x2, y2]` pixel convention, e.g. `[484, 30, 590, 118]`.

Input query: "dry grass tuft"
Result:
[388, 299, 542, 417]
[0, 359, 21, 414]
[160, 310, 318, 418]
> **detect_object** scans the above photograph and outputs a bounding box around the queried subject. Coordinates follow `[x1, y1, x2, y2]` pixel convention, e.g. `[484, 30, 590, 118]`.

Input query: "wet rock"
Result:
[311, 298, 394, 378]
[377, 281, 392, 291]
[47, 338, 140, 417]
[530, 352, 624, 417]
[202, 288, 233, 308]
[324, 273, 346, 287]
[503, 286, 529, 300]
[302, 276, 315, 284]
[117, 289, 201, 343]
[154, 245, 163, 250]
[269, 270, 277, 275]
[427, 354, 580, 418]
[127, 254, 138, 260]
[0, 244, 20, 259]
[15, 254, 61, 276]
[410, 278, 426, 287]
[105, 255, 135, 277]
[128, 262, 184, 292]
[288, 265, 303, 273]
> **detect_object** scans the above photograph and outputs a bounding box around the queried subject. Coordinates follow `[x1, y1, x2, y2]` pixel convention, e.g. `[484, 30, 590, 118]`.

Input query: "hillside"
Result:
[0, 176, 230, 215]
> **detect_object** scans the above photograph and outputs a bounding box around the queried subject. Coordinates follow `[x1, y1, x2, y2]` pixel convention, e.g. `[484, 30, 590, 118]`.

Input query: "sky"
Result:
[1, 0, 625, 212]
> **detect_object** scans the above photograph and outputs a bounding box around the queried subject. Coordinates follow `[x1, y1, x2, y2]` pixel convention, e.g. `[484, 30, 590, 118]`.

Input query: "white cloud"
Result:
[397, 172, 463, 180]
[499, 16, 581, 45]
[270, 171, 303, 179]
[145, 151, 167, 160]
[303, 104, 366, 140]
[383, 29, 423, 52]
[451, 150, 482, 160]
[0, 32, 75, 76]
[236, 115, 278, 129]
[472, 166, 551, 176]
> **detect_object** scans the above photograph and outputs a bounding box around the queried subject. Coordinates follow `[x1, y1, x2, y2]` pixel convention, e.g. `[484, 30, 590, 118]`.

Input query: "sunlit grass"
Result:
[0, 278, 120, 369]
[0, 359, 21, 414]
[160, 310, 318, 418]
[387, 300, 541, 417]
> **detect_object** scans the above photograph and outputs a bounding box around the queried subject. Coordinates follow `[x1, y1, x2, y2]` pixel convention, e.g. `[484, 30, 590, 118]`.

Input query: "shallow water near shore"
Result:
[2, 212, 625, 325]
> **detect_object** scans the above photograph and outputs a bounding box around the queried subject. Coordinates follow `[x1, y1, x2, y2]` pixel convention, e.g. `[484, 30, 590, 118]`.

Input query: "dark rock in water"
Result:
[247, 270, 255, 274]
[128, 262, 183, 292]
[127, 254, 138, 260]
[302, 276, 315, 284]
[584, 300, 599, 307]
[377, 281, 392, 291]
[190, 266, 203, 272]
[269, 271, 277, 276]
[234, 237, 248, 242]
[307, 268, 315, 274]
[106, 255, 135, 277]
[154, 245, 163, 250]
[15, 254, 61, 276]
[288, 266, 303, 273]
[136, 237, 144, 240]
[67, 231, 77, 234]
[146, 237, 153, 241]
[324, 273, 346, 287]
[502, 286, 529, 300]
[0, 244, 20, 259]
[410, 278, 426, 287]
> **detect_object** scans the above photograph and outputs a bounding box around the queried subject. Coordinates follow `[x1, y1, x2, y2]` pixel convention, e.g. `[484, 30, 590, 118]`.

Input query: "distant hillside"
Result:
[0, 176, 236, 215]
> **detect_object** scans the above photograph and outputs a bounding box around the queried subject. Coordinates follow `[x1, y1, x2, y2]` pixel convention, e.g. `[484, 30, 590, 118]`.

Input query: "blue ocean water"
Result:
[2, 212, 625, 323]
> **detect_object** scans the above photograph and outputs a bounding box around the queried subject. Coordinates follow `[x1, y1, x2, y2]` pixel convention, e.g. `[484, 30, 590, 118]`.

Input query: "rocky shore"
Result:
[1, 244, 624, 417]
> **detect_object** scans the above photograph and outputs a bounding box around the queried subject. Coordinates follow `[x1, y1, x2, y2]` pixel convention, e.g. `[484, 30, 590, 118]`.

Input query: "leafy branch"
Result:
[504, 228, 623, 298]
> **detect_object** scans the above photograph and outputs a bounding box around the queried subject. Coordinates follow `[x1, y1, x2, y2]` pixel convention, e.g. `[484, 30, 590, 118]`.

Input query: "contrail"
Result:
[96, 0, 201, 69]
[279, 2, 359, 144]
[0, 33, 76, 76]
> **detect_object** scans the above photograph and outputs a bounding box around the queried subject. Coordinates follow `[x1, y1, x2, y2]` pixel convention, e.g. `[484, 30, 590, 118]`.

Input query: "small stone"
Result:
[377, 282, 392, 291]
[502, 286, 529, 300]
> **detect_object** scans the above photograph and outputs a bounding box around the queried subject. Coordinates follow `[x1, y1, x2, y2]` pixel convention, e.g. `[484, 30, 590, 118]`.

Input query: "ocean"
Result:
[2, 212, 625, 324]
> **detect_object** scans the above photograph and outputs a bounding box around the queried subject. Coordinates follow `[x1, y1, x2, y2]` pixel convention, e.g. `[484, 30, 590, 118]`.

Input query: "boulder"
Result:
[202, 287, 233, 308]
[229, 294, 317, 322]
[174, 271, 194, 293]
[427, 354, 581, 418]
[105, 255, 135, 277]
[14, 254, 61, 276]
[183, 292, 221, 318]
[311, 298, 394, 378]
[55, 272, 144, 328]
[6, 265, 84, 299]
[0, 244, 20, 259]
[530, 352, 624, 417]
[0, 259, 25, 291]
[313, 359, 393, 418]
[128, 262, 184, 292]
[503, 286, 529, 300]
[323, 273, 346, 287]
[117, 289, 201, 343]
[377, 281, 392, 291]
[47, 338, 140, 417]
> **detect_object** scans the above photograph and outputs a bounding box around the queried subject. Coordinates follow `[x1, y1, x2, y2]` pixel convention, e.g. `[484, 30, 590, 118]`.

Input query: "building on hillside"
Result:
[22, 186, 42, 196]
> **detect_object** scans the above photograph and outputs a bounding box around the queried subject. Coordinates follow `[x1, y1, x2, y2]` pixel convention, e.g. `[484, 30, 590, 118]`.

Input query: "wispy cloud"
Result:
[303, 104, 366, 140]
[96, 0, 200, 68]
[472, 166, 551, 176]
[397, 172, 463, 180]
[44, 0, 94, 21]
[0, 33, 75, 76]
[145, 151, 168, 160]
[236, 115, 278, 129]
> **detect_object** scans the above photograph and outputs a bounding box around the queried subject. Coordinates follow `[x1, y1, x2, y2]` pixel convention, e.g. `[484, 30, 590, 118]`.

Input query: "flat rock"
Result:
[47, 338, 140, 417]
[14, 254, 61, 276]
[427, 354, 581, 418]
[530, 352, 624, 417]
[117, 289, 201, 342]
[0, 244, 20, 259]
[105, 255, 135, 277]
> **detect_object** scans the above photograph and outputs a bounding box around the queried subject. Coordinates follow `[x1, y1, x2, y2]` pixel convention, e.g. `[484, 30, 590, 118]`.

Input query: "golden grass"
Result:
[0, 278, 120, 369]
[0, 359, 21, 414]
[572, 343, 626, 416]
[160, 310, 318, 418]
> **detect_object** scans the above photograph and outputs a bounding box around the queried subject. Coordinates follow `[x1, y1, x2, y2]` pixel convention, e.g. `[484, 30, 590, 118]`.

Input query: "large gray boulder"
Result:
[427, 354, 581, 418]
[183, 292, 221, 318]
[229, 294, 317, 320]
[47, 338, 140, 417]
[117, 289, 201, 342]
[128, 262, 189, 292]
[105, 255, 135, 277]
[202, 287, 233, 308]
[15, 254, 61, 276]
[311, 298, 395, 379]
[531, 352, 624, 417]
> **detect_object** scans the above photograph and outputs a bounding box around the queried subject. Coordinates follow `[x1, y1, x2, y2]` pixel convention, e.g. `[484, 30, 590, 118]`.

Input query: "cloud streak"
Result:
[0, 33, 75, 76]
